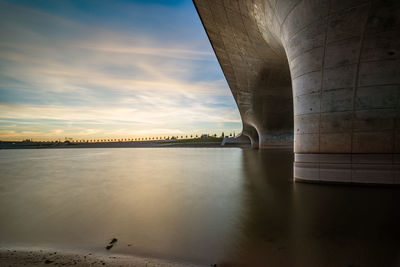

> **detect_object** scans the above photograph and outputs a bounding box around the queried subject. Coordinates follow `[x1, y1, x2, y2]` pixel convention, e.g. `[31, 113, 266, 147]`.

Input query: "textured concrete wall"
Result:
[194, 0, 400, 184]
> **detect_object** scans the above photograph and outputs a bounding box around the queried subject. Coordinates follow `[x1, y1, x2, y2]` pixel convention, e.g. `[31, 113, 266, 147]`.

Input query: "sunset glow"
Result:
[0, 0, 242, 141]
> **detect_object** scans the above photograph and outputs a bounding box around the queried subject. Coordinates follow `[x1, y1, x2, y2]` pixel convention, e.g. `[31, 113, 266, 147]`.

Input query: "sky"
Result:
[0, 0, 242, 141]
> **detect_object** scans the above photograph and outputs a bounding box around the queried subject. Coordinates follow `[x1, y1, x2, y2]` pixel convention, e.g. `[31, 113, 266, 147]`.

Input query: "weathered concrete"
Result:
[194, 0, 400, 184]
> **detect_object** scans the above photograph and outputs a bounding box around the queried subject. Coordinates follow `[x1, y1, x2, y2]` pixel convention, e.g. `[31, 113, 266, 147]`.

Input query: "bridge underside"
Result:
[194, 0, 400, 184]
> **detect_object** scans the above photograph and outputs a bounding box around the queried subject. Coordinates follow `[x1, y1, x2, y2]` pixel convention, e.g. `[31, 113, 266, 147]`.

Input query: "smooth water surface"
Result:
[0, 148, 399, 266]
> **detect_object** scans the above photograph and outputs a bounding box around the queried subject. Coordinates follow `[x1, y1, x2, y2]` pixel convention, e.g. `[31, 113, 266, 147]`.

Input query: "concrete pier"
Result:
[193, 0, 400, 184]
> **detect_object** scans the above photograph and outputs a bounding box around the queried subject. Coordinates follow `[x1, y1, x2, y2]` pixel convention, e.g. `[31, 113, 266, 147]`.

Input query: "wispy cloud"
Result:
[0, 102, 240, 125]
[0, 0, 242, 140]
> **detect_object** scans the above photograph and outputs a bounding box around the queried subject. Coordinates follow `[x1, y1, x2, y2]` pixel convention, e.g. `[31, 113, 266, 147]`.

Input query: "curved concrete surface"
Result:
[194, 0, 400, 184]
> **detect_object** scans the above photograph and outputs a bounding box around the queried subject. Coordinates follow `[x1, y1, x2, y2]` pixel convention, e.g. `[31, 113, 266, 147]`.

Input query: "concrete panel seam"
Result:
[350, 0, 373, 159]
[278, 0, 303, 37]
[319, 0, 332, 156]
[283, 1, 368, 44]
[359, 58, 400, 64]
[289, 45, 325, 63]
[292, 69, 324, 80]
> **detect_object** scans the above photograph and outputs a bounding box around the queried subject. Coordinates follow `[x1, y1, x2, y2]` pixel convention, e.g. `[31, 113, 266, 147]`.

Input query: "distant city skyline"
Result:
[0, 0, 242, 141]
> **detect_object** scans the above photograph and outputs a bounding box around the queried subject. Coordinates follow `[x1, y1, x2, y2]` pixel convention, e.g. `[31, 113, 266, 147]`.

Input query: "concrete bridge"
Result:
[193, 0, 400, 184]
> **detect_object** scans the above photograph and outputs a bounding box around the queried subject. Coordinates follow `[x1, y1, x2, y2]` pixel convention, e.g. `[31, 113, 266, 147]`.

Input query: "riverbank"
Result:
[0, 248, 206, 267]
[0, 138, 250, 149]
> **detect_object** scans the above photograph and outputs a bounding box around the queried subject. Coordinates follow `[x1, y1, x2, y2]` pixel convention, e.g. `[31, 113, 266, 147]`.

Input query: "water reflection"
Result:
[225, 149, 400, 267]
[0, 148, 244, 264]
[0, 148, 399, 266]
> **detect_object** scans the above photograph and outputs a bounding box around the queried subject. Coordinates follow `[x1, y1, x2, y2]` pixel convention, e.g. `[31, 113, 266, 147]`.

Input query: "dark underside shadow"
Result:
[220, 149, 400, 267]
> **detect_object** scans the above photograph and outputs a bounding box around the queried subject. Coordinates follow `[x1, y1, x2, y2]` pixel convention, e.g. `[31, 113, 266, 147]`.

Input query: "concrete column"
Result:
[194, 0, 400, 185]
[242, 124, 260, 149]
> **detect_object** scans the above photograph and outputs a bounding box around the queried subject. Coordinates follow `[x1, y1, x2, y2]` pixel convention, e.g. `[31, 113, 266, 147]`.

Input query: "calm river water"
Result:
[0, 148, 399, 266]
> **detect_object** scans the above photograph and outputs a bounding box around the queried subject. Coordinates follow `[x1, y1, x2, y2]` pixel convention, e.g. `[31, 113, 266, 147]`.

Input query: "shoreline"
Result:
[0, 143, 250, 150]
[0, 142, 250, 150]
[0, 247, 207, 267]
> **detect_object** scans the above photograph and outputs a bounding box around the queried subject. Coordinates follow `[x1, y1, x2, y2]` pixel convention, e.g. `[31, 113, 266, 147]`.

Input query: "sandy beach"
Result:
[0, 248, 206, 267]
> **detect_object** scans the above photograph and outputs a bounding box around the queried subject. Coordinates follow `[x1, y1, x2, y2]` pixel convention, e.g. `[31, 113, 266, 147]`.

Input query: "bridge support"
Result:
[194, 0, 400, 184]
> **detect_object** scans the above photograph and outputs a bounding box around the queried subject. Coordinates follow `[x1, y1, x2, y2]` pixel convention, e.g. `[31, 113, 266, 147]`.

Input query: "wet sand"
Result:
[0, 248, 206, 267]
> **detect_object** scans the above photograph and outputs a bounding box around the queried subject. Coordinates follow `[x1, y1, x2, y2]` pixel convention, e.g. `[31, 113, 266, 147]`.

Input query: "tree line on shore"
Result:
[12, 132, 236, 143]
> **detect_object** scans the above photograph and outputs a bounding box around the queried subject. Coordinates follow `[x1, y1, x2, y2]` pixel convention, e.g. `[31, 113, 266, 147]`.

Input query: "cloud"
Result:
[78, 41, 215, 61]
[133, 128, 184, 135]
[0, 102, 241, 125]
[0, 0, 242, 140]
[0, 129, 64, 138]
